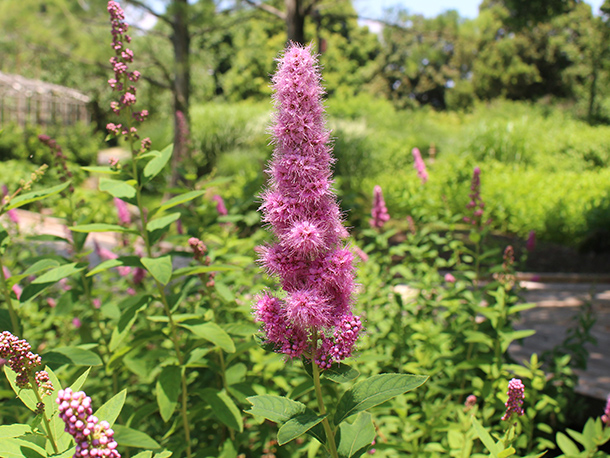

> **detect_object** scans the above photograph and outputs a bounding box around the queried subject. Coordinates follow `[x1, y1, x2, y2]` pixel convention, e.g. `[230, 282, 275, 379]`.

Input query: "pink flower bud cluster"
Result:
[502, 378, 525, 421]
[38, 135, 74, 193]
[106, 1, 149, 154]
[0, 331, 53, 396]
[602, 395, 610, 427]
[253, 44, 361, 369]
[463, 166, 488, 228]
[412, 148, 428, 184]
[57, 388, 120, 458]
[188, 238, 215, 286]
[369, 185, 390, 229]
[465, 394, 477, 410]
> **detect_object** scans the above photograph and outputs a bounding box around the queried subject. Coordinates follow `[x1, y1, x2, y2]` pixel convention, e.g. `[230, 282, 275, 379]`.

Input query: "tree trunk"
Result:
[170, 0, 191, 187]
[285, 0, 306, 44]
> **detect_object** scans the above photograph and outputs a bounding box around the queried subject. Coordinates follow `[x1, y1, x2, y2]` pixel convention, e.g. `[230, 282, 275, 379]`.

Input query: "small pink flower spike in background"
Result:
[370, 185, 390, 229]
[412, 147, 428, 184]
[253, 44, 361, 369]
[502, 378, 525, 421]
[602, 395, 610, 427]
[212, 195, 228, 216]
[526, 230, 536, 252]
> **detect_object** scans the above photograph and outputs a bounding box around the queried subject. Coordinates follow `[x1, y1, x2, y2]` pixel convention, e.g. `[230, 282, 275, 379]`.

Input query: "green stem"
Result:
[218, 350, 235, 441]
[0, 253, 20, 335]
[312, 360, 339, 458]
[29, 374, 59, 454]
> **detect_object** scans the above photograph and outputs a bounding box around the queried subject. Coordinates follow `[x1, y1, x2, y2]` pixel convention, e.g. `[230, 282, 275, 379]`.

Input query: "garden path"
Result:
[2, 209, 609, 400]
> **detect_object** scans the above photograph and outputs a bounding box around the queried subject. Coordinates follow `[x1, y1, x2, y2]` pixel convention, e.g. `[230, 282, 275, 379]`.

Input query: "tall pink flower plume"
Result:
[502, 378, 525, 421]
[114, 198, 131, 225]
[370, 185, 390, 229]
[412, 148, 428, 184]
[526, 230, 536, 252]
[602, 394, 610, 427]
[464, 166, 489, 228]
[212, 195, 228, 216]
[253, 44, 361, 369]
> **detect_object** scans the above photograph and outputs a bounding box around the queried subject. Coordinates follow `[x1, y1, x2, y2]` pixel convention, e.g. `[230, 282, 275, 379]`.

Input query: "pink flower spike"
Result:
[412, 148, 428, 184]
[114, 198, 131, 226]
[370, 185, 390, 229]
[255, 44, 360, 368]
[602, 395, 610, 427]
[212, 195, 228, 216]
[502, 378, 525, 421]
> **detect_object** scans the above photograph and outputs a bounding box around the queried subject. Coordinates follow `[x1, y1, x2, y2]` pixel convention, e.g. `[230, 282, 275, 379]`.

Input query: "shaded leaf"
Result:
[32, 262, 87, 284]
[156, 365, 181, 422]
[141, 256, 173, 285]
[277, 411, 327, 446]
[43, 347, 102, 366]
[180, 320, 235, 353]
[113, 424, 161, 449]
[245, 395, 306, 423]
[337, 412, 375, 458]
[201, 388, 244, 432]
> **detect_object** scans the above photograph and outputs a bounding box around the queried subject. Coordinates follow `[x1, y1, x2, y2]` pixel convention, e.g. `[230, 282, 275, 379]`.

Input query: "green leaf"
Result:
[143, 144, 173, 183]
[337, 412, 376, 458]
[32, 262, 87, 284]
[200, 388, 244, 432]
[81, 166, 120, 174]
[180, 320, 235, 353]
[153, 452, 173, 458]
[4, 365, 37, 411]
[214, 281, 235, 302]
[170, 264, 236, 280]
[0, 424, 30, 439]
[334, 374, 428, 424]
[131, 452, 153, 458]
[43, 347, 103, 366]
[324, 363, 360, 384]
[87, 256, 144, 276]
[70, 368, 91, 392]
[141, 256, 173, 285]
[0, 437, 47, 458]
[245, 395, 307, 423]
[557, 432, 582, 455]
[146, 212, 181, 232]
[153, 190, 204, 215]
[94, 390, 127, 427]
[70, 223, 135, 234]
[99, 178, 137, 201]
[113, 424, 161, 449]
[156, 365, 181, 422]
[497, 447, 516, 458]
[277, 411, 327, 446]
[472, 417, 501, 457]
[6, 182, 71, 210]
[7, 258, 60, 285]
[110, 295, 153, 351]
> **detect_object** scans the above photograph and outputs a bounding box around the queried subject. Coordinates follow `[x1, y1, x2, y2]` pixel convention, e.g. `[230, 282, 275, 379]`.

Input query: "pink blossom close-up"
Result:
[253, 44, 361, 369]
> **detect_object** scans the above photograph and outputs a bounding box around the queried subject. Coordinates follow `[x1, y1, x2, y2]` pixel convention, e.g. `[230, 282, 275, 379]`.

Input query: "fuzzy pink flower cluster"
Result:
[253, 44, 361, 369]
[370, 185, 390, 229]
[57, 388, 120, 458]
[106, 1, 149, 153]
[502, 378, 525, 421]
[412, 148, 428, 184]
[0, 331, 53, 396]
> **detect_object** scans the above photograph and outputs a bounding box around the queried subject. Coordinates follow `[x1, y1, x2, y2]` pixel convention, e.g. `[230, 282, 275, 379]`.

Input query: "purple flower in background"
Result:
[412, 148, 428, 184]
[57, 388, 120, 458]
[213, 195, 228, 216]
[526, 230, 536, 252]
[114, 198, 131, 226]
[72, 318, 82, 329]
[602, 395, 610, 427]
[464, 166, 488, 229]
[2, 266, 22, 300]
[253, 44, 361, 369]
[370, 185, 390, 229]
[502, 378, 525, 421]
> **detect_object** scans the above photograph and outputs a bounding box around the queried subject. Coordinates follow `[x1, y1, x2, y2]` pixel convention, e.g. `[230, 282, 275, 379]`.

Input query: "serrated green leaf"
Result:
[141, 256, 173, 285]
[99, 178, 137, 201]
[43, 347, 103, 366]
[334, 374, 428, 424]
[113, 424, 161, 449]
[143, 144, 173, 182]
[337, 412, 375, 458]
[277, 411, 327, 446]
[157, 365, 181, 422]
[6, 182, 71, 210]
[245, 395, 307, 423]
[180, 320, 235, 353]
[201, 388, 243, 432]
[94, 390, 126, 427]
